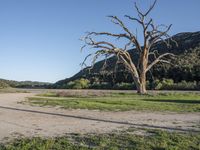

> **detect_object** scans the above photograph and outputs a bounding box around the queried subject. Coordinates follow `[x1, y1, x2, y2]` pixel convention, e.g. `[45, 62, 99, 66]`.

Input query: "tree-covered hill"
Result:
[53, 31, 200, 89]
[0, 79, 51, 89]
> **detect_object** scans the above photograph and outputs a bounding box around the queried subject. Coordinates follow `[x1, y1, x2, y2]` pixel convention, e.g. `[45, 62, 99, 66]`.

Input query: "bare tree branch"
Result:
[81, 0, 176, 94]
[124, 15, 143, 25]
[89, 32, 130, 40]
[134, 0, 157, 17]
[108, 15, 133, 37]
[144, 0, 157, 16]
[146, 53, 175, 72]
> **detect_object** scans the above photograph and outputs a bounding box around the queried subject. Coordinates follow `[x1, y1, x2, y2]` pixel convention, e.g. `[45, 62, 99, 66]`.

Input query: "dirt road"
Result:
[0, 92, 200, 142]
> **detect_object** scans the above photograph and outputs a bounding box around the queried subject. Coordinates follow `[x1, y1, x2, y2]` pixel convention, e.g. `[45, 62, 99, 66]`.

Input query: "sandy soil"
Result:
[0, 91, 200, 142]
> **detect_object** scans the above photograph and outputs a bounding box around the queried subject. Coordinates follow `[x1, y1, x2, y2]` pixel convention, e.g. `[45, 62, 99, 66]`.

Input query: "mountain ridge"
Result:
[54, 31, 200, 88]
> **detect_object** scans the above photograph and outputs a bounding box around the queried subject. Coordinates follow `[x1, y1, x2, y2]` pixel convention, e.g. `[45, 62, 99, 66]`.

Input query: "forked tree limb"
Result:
[146, 53, 175, 72]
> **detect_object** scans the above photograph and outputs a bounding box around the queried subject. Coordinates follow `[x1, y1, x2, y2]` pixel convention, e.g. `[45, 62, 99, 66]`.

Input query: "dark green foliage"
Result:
[89, 82, 113, 89]
[0, 79, 51, 89]
[152, 47, 200, 82]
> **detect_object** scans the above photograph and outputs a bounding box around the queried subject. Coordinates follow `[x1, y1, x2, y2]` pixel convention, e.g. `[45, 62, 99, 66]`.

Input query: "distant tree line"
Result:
[0, 79, 51, 89]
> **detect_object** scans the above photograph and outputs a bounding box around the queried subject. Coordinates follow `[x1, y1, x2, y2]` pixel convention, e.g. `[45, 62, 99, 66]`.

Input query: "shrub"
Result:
[160, 79, 174, 90]
[171, 81, 198, 90]
[113, 82, 136, 90]
[89, 82, 112, 89]
[64, 78, 90, 89]
[90, 82, 113, 89]
[77, 78, 90, 89]
[151, 79, 162, 90]
[151, 79, 199, 90]
[0, 81, 10, 89]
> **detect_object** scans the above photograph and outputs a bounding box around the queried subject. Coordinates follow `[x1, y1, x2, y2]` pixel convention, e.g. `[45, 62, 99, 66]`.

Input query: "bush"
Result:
[64, 78, 90, 89]
[151, 79, 162, 90]
[89, 82, 112, 89]
[160, 79, 174, 90]
[64, 81, 76, 89]
[171, 81, 198, 90]
[113, 82, 136, 90]
[151, 79, 199, 90]
[78, 78, 90, 89]
[0, 81, 10, 89]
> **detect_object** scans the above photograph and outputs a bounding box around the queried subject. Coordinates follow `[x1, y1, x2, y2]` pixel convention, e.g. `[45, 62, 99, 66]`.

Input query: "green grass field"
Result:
[27, 92, 200, 112]
[1, 129, 199, 150]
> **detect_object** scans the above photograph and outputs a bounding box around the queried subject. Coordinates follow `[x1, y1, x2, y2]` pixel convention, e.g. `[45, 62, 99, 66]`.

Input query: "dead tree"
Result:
[82, 0, 176, 94]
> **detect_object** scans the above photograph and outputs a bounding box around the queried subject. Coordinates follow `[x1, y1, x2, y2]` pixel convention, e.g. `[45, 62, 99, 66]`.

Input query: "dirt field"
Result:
[0, 90, 200, 142]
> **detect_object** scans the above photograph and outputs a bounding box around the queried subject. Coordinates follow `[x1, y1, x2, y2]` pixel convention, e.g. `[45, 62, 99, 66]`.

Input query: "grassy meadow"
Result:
[1, 128, 200, 150]
[26, 91, 200, 112]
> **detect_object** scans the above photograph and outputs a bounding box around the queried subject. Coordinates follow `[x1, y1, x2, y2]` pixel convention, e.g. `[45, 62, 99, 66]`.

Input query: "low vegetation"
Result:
[1, 128, 199, 150]
[0, 88, 29, 93]
[64, 78, 90, 89]
[0, 80, 10, 89]
[27, 92, 200, 112]
[55, 78, 200, 91]
[0, 79, 51, 89]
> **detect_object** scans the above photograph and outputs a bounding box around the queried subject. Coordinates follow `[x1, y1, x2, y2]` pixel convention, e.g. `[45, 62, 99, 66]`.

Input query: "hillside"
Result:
[0, 79, 52, 89]
[54, 31, 200, 88]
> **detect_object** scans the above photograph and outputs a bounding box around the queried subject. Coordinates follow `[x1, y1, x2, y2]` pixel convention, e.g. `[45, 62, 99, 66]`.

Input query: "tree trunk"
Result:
[136, 58, 147, 94]
[138, 80, 147, 94]
[132, 73, 147, 94]
[136, 72, 146, 94]
[135, 47, 148, 94]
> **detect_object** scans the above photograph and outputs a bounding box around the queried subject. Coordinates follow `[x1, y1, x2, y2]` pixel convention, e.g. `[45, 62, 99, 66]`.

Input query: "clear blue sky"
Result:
[0, 0, 199, 83]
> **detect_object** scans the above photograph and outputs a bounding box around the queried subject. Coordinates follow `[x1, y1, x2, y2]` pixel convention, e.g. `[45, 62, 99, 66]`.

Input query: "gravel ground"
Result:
[0, 90, 199, 142]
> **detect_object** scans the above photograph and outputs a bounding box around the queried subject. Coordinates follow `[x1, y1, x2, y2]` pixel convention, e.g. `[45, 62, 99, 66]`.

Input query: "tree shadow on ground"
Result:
[0, 106, 199, 133]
